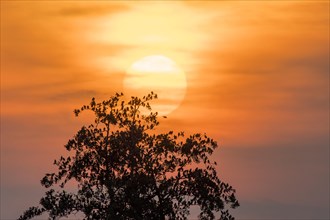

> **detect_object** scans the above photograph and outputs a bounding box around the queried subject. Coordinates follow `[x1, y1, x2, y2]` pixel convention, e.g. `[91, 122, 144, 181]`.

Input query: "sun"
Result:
[124, 55, 186, 116]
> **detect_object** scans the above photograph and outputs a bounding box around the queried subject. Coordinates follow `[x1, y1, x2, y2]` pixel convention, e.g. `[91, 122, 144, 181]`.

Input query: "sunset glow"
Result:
[1, 1, 329, 219]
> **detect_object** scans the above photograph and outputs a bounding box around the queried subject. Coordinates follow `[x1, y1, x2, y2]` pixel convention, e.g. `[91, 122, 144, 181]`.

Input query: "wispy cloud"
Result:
[58, 3, 130, 17]
[1, 1, 329, 219]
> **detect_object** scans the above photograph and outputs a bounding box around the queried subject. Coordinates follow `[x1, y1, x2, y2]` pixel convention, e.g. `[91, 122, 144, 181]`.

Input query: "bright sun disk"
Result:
[124, 55, 187, 116]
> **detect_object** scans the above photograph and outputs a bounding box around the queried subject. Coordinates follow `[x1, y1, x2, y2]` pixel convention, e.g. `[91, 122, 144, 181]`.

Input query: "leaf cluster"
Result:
[19, 92, 239, 220]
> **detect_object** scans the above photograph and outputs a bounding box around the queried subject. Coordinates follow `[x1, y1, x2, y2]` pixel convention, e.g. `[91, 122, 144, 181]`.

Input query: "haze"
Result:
[1, 1, 329, 219]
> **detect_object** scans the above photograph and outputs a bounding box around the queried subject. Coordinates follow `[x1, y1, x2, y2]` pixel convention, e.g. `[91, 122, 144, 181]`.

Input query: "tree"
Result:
[19, 92, 239, 220]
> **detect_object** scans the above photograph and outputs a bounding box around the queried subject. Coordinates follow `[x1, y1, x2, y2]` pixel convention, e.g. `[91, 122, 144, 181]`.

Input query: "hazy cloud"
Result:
[58, 4, 130, 17]
[1, 1, 329, 220]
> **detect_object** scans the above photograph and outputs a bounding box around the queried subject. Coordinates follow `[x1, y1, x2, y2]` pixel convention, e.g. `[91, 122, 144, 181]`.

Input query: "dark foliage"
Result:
[19, 92, 239, 220]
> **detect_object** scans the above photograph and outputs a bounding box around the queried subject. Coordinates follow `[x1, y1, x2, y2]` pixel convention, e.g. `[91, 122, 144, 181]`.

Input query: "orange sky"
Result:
[1, 1, 329, 219]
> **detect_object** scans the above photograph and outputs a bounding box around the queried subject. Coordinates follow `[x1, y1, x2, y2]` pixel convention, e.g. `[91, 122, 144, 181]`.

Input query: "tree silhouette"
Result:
[19, 92, 239, 220]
